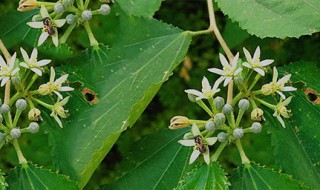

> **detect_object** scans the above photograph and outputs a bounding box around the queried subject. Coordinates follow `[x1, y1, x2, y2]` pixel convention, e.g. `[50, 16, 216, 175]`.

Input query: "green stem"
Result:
[3, 113, 13, 129]
[27, 99, 35, 109]
[235, 139, 250, 164]
[235, 109, 245, 128]
[76, 0, 84, 9]
[196, 100, 214, 118]
[37, 1, 55, 6]
[83, 21, 99, 48]
[12, 139, 28, 165]
[208, 98, 218, 114]
[254, 97, 275, 109]
[12, 109, 22, 129]
[248, 74, 262, 91]
[8, 92, 23, 107]
[29, 90, 39, 96]
[245, 69, 253, 84]
[59, 23, 77, 44]
[25, 74, 39, 91]
[249, 98, 258, 109]
[84, 0, 90, 9]
[211, 141, 228, 162]
[0, 124, 8, 133]
[22, 70, 31, 84]
[189, 119, 209, 125]
[231, 92, 245, 106]
[184, 29, 211, 36]
[252, 90, 262, 96]
[226, 112, 236, 129]
[31, 98, 52, 110]
[217, 124, 231, 131]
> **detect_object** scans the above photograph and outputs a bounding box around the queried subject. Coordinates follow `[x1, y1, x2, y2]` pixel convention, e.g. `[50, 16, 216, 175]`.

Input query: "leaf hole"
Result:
[81, 88, 99, 105]
[304, 88, 320, 104]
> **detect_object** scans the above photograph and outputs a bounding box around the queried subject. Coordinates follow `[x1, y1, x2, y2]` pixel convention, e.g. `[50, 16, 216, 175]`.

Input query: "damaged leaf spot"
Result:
[304, 88, 320, 104]
[82, 88, 99, 105]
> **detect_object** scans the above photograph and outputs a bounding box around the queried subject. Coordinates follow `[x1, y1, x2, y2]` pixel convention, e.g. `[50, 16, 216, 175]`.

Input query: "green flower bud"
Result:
[54, 3, 65, 14]
[16, 99, 27, 110]
[217, 132, 228, 142]
[205, 121, 216, 132]
[251, 108, 264, 121]
[234, 76, 244, 87]
[10, 128, 21, 139]
[233, 128, 244, 138]
[214, 96, 225, 110]
[99, 4, 111, 15]
[11, 76, 22, 87]
[169, 116, 190, 130]
[28, 108, 41, 121]
[0, 104, 10, 114]
[66, 14, 76, 24]
[222, 104, 233, 115]
[214, 113, 226, 126]
[28, 122, 39, 133]
[187, 93, 197, 102]
[62, 0, 74, 7]
[250, 122, 262, 133]
[82, 10, 92, 21]
[238, 99, 250, 110]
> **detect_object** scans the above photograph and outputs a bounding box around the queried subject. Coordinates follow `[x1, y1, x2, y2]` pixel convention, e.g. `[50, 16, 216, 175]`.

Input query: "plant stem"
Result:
[0, 39, 11, 62]
[184, 29, 211, 36]
[208, 97, 218, 114]
[0, 39, 12, 105]
[249, 98, 258, 109]
[235, 109, 245, 128]
[12, 139, 28, 165]
[84, 0, 90, 9]
[37, 1, 55, 7]
[25, 73, 39, 91]
[3, 113, 13, 129]
[76, 0, 84, 9]
[0, 124, 8, 133]
[59, 23, 77, 44]
[231, 92, 245, 106]
[254, 97, 275, 109]
[12, 109, 22, 128]
[83, 21, 99, 48]
[211, 141, 227, 161]
[248, 74, 262, 91]
[9, 92, 23, 107]
[31, 97, 52, 110]
[235, 139, 250, 164]
[196, 100, 214, 117]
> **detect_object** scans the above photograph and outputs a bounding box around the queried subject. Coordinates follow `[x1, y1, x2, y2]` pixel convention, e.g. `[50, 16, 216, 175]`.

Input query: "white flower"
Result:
[208, 53, 242, 86]
[178, 124, 217, 165]
[38, 67, 74, 99]
[20, 48, 51, 76]
[242, 46, 274, 76]
[0, 53, 19, 86]
[185, 77, 222, 101]
[273, 96, 293, 128]
[27, 6, 66, 47]
[261, 67, 296, 99]
[51, 96, 70, 128]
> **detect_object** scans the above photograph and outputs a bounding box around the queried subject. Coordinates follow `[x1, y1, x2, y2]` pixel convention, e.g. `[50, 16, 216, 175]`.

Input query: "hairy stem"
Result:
[59, 23, 76, 44]
[83, 21, 99, 48]
[12, 139, 28, 165]
[235, 139, 250, 164]
[211, 141, 228, 161]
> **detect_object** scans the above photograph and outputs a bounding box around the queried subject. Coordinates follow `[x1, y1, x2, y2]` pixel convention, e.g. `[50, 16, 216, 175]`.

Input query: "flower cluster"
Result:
[18, 0, 112, 47]
[169, 46, 296, 165]
[0, 47, 73, 151]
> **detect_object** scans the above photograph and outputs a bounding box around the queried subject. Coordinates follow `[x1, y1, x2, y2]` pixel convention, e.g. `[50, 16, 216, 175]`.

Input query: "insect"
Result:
[197, 144, 207, 154]
[194, 135, 207, 154]
[194, 135, 202, 144]
[43, 17, 55, 36]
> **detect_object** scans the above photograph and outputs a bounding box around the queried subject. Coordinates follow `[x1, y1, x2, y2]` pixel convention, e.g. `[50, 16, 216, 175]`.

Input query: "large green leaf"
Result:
[6, 164, 77, 190]
[177, 162, 229, 190]
[230, 163, 304, 189]
[116, 0, 163, 17]
[216, 0, 320, 38]
[265, 62, 320, 189]
[104, 128, 191, 190]
[48, 13, 191, 189]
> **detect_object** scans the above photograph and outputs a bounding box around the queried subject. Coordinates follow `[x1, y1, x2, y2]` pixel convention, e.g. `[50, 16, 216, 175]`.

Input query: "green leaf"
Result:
[0, 169, 7, 190]
[177, 162, 229, 190]
[116, 0, 163, 17]
[216, 0, 320, 38]
[0, 10, 38, 48]
[230, 163, 304, 189]
[265, 62, 320, 189]
[48, 14, 191, 189]
[104, 128, 191, 190]
[6, 164, 77, 190]
[222, 20, 250, 49]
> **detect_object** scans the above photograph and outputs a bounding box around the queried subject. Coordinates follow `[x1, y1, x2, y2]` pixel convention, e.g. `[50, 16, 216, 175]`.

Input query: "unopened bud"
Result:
[169, 116, 190, 130]
[38, 83, 51, 96]
[222, 104, 233, 115]
[233, 128, 244, 138]
[82, 10, 92, 21]
[187, 93, 197, 102]
[250, 122, 262, 133]
[214, 96, 225, 110]
[28, 122, 39, 133]
[0, 104, 10, 114]
[16, 99, 27, 110]
[261, 83, 274, 96]
[11, 76, 22, 87]
[28, 108, 42, 121]
[205, 121, 216, 132]
[66, 14, 77, 24]
[214, 113, 226, 126]
[62, 0, 74, 7]
[251, 108, 264, 121]
[238, 99, 250, 110]
[54, 3, 65, 14]
[217, 132, 228, 142]
[99, 4, 111, 15]
[234, 76, 244, 87]
[10, 128, 21, 139]
[18, 0, 38, 12]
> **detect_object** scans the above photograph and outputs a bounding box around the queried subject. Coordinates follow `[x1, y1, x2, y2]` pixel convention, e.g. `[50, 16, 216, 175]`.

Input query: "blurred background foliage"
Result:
[1, 0, 320, 189]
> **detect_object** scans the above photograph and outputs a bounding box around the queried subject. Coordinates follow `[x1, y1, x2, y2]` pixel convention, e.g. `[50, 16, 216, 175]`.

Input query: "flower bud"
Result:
[16, 99, 27, 110]
[11, 76, 22, 87]
[205, 121, 216, 132]
[0, 104, 10, 114]
[10, 128, 21, 139]
[38, 83, 52, 96]
[28, 122, 39, 133]
[169, 116, 190, 130]
[18, 0, 38, 12]
[54, 3, 65, 14]
[187, 93, 197, 102]
[234, 76, 244, 87]
[279, 106, 291, 118]
[28, 108, 42, 121]
[250, 122, 262, 133]
[82, 10, 92, 21]
[251, 108, 264, 121]
[0, 133, 4, 142]
[238, 99, 250, 110]
[99, 4, 111, 15]
[261, 83, 274, 96]
[222, 104, 233, 115]
[183, 132, 193, 140]
[66, 14, 77, 24]
[0, 114, 3, 123]
[214, 113, 226, 126]
[62, 0, 74, 7]
[233, 128, 244, 138]
[214, 96, 225, 110]
[217, 132, 228, 142]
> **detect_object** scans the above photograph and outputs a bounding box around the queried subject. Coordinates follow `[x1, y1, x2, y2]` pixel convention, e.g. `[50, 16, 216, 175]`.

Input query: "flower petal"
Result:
[8, 53, 17, 69]
[219, 53, 229, 68]
[223, 77, 232, 87]
[276, 91, 286, 100]
[54, 91, 63, 99]
[243, 47, 252, 61]
[208, 68, 224, 75]
[282, 96, 293, 106]
[203, 152, 210, 165]
[60, 96, 70, 106]
[31, 68, 43, 76]
[1, 77, 9, 87]
[185, 89, 202, 97]
[276, 115, 286, 128]
[53, 114, 63, 128]
[20, 47, 30, 62]
[40, 5, 50, 18]
[260, 59, 274, 66]
[54, 19, 66, 28]
[191, 123, 202, 136]
[234, 68, 243, 76]
[212, 77, 223, 91]
[277, 74, 291, 85]
[52, 33, 59, 47]
[50, 67, 55, 82]
[27, 21, 44, 29]
[189, 150, 201, 164]
[272, 67, 278, 83]
[253, 46, 260, 60]
[37, 59, 51, 66]
[242, 62, 252, 68]
[60, 86, 74, 92]
[38, 32, 49, 46]
[30, 48, 38, 60]
[282, 86, 296, 92]
[178, 140, 195, 147]
[206, 137, 217, 146]
[231, 53, 239, 69]
[20, 62, 29, 68]
[55, 74, 68, 84]
[0, 55, 6, 67]
[253, 68, 265, 76]
[12, 68, 20, 76]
